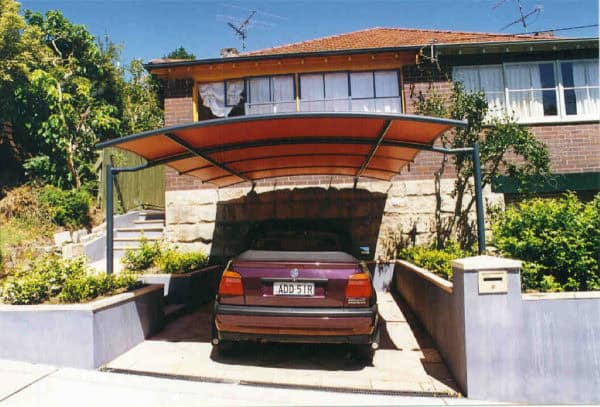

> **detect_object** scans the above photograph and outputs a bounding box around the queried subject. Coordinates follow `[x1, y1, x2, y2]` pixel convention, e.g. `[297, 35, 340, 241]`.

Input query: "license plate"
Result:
[273, 282, 315, 296]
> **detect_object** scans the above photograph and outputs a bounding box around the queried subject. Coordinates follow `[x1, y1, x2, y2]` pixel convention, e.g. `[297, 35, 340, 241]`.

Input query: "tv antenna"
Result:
[226, 10, 256, 50]
[218, 4, 285, 51]
[494, 0, 543, 32]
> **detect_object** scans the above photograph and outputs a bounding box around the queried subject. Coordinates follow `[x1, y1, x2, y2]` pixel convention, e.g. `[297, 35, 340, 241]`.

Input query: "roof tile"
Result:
[244, 27, 556, 56]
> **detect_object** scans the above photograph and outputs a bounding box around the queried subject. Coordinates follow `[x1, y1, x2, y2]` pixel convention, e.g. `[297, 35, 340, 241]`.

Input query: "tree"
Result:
[0, 0, 47, 166]
[120, 59, 163, 134]
[415, 82, 550, 250]
[164, 46, 195, 60]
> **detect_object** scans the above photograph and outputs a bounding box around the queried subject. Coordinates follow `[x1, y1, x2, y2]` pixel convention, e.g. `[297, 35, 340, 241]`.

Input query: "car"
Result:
[211, 221, 380, 361]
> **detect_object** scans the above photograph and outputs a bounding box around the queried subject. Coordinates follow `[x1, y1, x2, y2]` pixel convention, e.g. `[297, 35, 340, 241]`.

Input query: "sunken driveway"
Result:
[104, 292, 459, 396]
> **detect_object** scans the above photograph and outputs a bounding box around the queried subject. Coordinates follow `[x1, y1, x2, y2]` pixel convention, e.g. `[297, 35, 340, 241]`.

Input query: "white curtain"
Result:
[573, 61, 600, 116]
[246, 77, 271, 114]
[479, 66, 505, 115]
[199, 82, 234, 117]
[374, 71, 400, 112]
[272, 75, 295, 113]
[300, 74, 324, 111]
[505, 64, 543, 120]
[324, 72, 349, 111]
[453, 67, 479, 90]
[350, 72, 374, 112]
[226, 80, 244, 107]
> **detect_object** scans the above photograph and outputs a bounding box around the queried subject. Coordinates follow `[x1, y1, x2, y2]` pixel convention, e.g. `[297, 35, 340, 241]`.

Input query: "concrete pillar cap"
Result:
[451, 255, 522, 272]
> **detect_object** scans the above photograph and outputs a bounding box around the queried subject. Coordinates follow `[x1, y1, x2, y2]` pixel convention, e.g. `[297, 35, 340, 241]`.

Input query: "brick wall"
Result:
[530, 123, 600, 174]
[163, 68, 599, 192]
[164, 79, 205, 191]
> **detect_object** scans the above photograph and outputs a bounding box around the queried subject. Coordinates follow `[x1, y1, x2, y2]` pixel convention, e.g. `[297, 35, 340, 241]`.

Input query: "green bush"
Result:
[492, 193, 600, 291]
[121, 238, 162, 272]
[399, 242, 471, 281]
[39, 185, 91, 229]
[156, 249, 208, 274]
[58, 273, 141, 303]
[0, 253, 141, 305]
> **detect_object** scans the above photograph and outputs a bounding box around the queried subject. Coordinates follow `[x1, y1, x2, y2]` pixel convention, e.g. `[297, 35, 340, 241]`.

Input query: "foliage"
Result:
[121, 240, 208, 274]
[38, 185, 91, 229]
[415, 83, 550, 249]
[120, 59, 163, 135]
[492, 193, 600, 291]
[399, 242, 472, 281]
[121, 238, 162, 272]
[58, 272, 140, 303]
[0, 253, 141, 304]
[0, 186, 55, 273]
[1, 0, 163, 188]
[156, 248, 208, 274]
[164, 46, 195, 60]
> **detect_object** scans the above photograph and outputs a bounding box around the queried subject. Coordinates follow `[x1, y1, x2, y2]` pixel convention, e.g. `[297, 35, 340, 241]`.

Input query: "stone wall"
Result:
[165, 178, 502, 261]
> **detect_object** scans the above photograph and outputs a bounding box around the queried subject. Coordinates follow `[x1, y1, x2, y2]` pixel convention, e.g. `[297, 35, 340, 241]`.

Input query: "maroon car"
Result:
[212, 224, 379, 360]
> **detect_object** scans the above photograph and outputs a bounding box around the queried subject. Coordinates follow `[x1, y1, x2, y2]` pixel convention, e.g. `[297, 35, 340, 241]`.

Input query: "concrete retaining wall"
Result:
[139, 265, 223, 308]
[394, 261, 467, 393]
[394, 256, 600, 403]
[0, 285, 164, 369]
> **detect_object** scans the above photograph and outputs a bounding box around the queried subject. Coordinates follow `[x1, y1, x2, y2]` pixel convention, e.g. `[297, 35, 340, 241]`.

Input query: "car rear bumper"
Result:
[214, 303, 379, 344]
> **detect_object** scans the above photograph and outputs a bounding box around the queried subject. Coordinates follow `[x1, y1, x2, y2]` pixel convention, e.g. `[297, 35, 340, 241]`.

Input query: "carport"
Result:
[96, 112, 482, 395]
[96, 112, 483, 275]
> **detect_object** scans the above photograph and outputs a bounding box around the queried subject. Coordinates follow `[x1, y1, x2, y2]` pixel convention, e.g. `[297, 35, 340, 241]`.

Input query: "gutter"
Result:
[143, 37, 598, 71]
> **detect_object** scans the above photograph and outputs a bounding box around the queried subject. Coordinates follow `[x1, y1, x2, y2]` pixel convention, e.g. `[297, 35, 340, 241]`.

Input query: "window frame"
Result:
[453, 59, 599, 124]
[297, 69, 402, 112]
[246, 74, 296, 105]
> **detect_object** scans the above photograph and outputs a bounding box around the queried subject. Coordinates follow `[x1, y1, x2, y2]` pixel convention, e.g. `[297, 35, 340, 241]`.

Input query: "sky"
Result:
[20, 0, 599, 66]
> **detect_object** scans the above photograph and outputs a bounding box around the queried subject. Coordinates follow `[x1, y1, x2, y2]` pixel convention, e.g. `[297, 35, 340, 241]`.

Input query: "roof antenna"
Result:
[227, 10, 256, 50]
[495, 0, 543, 32]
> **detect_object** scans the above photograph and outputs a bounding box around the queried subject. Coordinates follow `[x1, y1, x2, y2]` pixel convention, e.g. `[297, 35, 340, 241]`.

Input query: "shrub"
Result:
[38, 185, 91, 229]
[399, 242, 471, 281]
[58, 273, 141, 303]
[0, 253, 141, 305]
[156, 249, 208, 274]
[121, 238, 162, 272]
[493, 193, 600, 291]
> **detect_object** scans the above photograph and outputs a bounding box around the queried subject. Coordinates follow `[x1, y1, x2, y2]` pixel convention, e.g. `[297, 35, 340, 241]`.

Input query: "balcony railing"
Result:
[245, 97, 402, 115]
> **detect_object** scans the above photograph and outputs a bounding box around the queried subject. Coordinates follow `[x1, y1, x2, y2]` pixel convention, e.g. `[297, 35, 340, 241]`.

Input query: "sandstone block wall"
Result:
[165, 179, 502, 262]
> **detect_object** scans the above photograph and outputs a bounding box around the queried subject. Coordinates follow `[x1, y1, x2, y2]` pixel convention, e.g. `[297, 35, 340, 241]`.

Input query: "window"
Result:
[560, 60, 600, 117]
[299, 70, 401, 113]
[246, 75, 295, 115]
[505, 62, 558, 119]
[453, 59, 599, 122]
[453, 65, 505, 116]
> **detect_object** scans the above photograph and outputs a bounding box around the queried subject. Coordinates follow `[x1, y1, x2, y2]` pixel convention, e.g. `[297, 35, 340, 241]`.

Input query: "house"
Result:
[144, 27, 599, 260]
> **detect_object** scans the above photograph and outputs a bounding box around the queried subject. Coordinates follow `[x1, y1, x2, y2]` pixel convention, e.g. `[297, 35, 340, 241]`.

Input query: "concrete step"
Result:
[134, 219, 165, 226]
[115, 227, 164, 239]
[138, 211, 165, 222]
[113, 237, 160, 249]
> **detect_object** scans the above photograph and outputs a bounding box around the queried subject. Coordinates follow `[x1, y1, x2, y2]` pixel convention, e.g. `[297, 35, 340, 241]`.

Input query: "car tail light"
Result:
[218, 270, 244, 296]
[345, 272, 372, 305]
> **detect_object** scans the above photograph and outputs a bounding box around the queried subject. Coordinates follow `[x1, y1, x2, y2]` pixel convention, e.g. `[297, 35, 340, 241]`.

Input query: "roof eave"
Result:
[144, 37, 598, 72]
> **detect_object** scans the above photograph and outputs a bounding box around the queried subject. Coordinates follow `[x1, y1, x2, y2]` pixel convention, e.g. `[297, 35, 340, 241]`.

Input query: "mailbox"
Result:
[478, 270, 508, 294]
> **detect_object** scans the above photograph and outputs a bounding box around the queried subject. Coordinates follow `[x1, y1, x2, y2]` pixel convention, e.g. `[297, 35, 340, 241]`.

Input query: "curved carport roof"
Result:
[96, 112, 466, 188]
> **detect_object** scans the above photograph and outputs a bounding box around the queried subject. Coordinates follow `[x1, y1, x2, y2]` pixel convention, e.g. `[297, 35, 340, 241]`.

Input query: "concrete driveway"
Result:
[104, 292, 460, 397]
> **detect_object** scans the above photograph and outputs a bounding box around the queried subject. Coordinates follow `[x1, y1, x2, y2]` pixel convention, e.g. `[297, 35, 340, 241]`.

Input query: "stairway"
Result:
[113, 210, 165, 259]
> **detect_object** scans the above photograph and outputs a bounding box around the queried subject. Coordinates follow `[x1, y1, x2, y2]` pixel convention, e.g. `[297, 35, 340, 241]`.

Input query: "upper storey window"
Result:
[246, 75, 296, 115]
[299, 70, 401, 113]
[453, 59, 599, 123]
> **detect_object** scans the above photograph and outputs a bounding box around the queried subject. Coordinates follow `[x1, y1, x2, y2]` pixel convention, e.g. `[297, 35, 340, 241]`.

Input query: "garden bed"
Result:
[0, 284, 164, 369]
[139, 265, 223, 308]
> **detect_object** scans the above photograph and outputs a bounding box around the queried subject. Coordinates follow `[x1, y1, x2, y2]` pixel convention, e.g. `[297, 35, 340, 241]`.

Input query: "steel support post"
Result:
[472, 142, 486, 254]
[106, 164, 114, 275]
